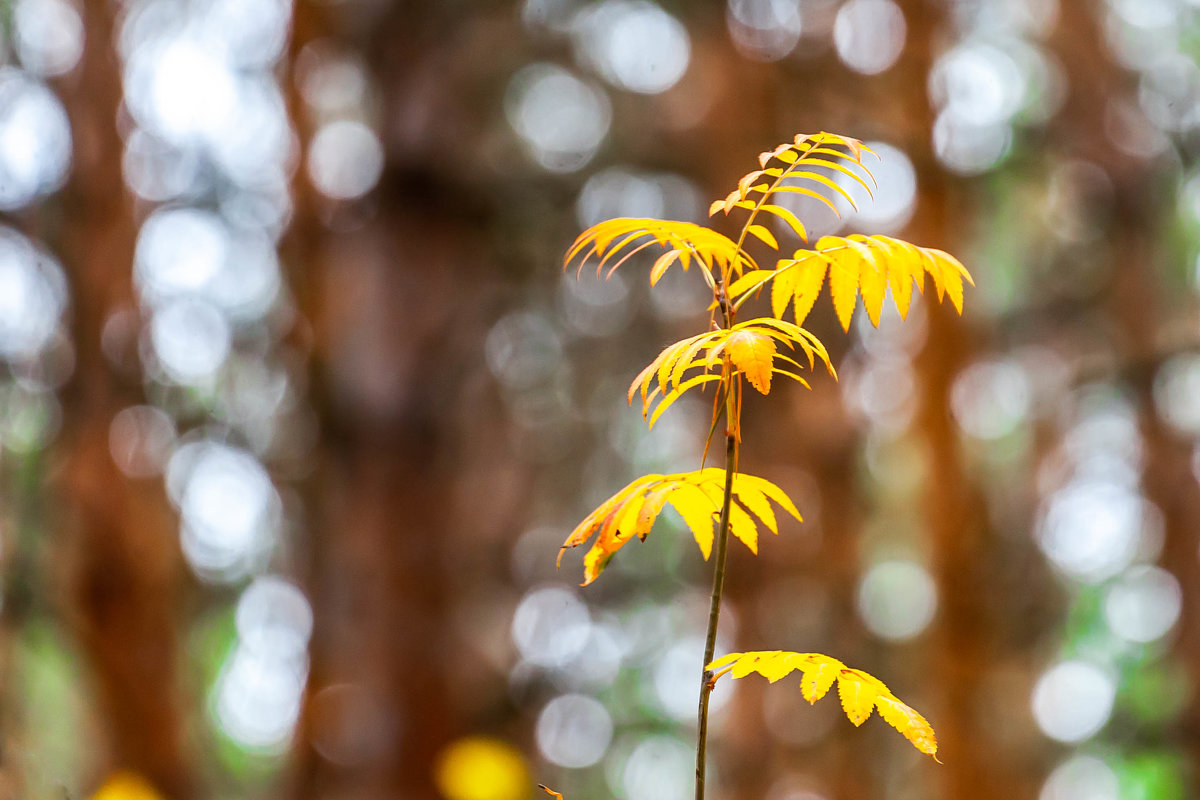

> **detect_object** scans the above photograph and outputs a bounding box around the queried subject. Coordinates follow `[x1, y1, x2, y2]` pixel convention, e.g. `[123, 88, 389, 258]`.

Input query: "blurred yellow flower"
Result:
[90, 772, 163, 800]
[434, 736, 530, 800]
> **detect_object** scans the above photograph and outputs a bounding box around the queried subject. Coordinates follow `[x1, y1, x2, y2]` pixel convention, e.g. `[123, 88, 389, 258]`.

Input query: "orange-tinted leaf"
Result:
[629, 322, 827, 427]
[636, 487, 671, 539]
[726, 330, 776, 394]
[560, 470, 805, 583]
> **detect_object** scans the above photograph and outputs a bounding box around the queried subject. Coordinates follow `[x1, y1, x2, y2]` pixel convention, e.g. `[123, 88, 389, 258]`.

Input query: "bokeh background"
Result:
[0, 0, 1199, 799]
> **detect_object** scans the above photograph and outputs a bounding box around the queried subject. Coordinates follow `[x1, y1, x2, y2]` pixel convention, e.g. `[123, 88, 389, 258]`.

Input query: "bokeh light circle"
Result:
[1031, 660, 1116, 743]
[0, 227, 68, 361]
[1039, 754, 1119, 800]
[857, 560, 937, 641]
[308, 120, 384, 200]
[536, 693, 613, 768]
[573, 0, 691, 94]
[505, 63, 611, 173]
[833, 0, 906, 76]
[0, 69, 73, 210]
[1104, 565, 1181, 643]
[13, 0, 85, 76]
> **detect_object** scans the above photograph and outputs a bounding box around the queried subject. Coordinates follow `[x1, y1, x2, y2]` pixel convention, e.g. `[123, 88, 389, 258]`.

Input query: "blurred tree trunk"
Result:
[900, 5, 998, 800]
[1053, 0, 1200, 784]
[285, 5, 519, 797]
[54, 4, 193, 798]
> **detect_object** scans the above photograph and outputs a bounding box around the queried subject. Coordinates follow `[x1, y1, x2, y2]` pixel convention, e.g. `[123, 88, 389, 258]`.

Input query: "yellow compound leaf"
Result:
[561, 470, 801, 584]
[628, 321, 831, 427]
[707, 651, 938, 759]
[771, 234, 973, 331]
[717, 133, 876, 226]
[726, 330, 776, 394]
[565, 218, 754, 283]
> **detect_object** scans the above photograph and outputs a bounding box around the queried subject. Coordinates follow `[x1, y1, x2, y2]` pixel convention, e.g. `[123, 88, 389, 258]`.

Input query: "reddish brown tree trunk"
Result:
[54, 4, 193, 797]
[899, 4, 997, 800]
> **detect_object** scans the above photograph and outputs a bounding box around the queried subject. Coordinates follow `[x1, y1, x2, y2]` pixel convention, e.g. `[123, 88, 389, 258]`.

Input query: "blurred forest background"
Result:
[1, 0, 1199, 799]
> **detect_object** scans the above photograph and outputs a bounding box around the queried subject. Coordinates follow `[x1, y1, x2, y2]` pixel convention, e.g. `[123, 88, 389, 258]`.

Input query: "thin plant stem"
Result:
[695, 369, 737, 800]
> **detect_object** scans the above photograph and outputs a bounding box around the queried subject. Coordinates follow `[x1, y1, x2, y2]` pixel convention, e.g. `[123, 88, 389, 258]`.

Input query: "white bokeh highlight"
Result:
[505, 63, 612, 173]
[1031, 661, 1116, 743]
[573, 1, 690, 94]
